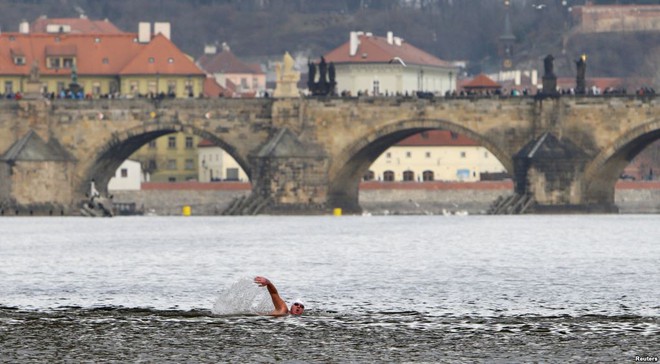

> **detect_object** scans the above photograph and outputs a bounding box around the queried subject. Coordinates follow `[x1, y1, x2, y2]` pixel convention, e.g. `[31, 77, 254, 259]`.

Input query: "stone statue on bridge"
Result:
[541, 54, 558, 97]
[307, 57, 337, 96]
[576, 54, 587, 94]
[273, 52, 300, 98]
[543, 54, 555, 78]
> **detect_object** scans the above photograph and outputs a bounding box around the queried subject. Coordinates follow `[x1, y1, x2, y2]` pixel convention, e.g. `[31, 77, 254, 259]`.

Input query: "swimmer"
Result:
[254, 276, 305, 316]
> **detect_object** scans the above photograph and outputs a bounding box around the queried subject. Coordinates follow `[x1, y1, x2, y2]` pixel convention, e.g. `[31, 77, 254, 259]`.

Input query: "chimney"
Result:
[387, 31, 394, 45]
[204, 44, 217, 55]
[393, 37, 402, 46]
[221, 42, 230, 52]
[154, 22, 171, 40]
[19, 20, 29, 34]
[138, 22, 151, 43]
[349, 31, 360, 57]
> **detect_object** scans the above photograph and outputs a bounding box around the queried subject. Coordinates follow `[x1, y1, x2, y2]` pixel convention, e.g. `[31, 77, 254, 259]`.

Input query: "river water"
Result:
[1, 215, 658, 363]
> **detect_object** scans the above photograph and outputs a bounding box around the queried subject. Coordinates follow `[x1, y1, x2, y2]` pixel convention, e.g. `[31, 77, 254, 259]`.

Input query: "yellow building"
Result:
[135, 133, 201, 182]
[367, 131, 507, 182]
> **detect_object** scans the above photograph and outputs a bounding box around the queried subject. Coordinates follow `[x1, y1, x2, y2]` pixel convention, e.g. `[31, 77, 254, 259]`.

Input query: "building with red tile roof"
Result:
[323, 31, 457, 96]
[197, 43, 266, 97]
[0, 20, 205, 98]
[460, 74, 502, 91]
[368, 130, 507, 182]
[29, 15, 124, 34]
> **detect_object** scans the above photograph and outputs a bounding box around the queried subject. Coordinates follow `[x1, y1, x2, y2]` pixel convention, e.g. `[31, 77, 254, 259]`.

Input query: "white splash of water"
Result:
[211, 277, 273, 315]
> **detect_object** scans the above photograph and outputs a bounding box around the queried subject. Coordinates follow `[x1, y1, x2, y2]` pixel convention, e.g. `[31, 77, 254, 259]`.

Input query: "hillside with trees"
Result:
[0, 0, 658, 82]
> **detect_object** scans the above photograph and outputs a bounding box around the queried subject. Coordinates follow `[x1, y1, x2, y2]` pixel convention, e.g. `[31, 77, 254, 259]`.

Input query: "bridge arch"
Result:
[82, 122, 252, 194]
[583, 117, 660, 205]
[328, 118, 514, 212]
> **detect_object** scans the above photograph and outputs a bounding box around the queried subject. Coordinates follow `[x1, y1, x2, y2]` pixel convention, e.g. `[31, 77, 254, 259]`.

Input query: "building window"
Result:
[48, 58, 61, 69]
[386, 152, 392, 158]
[185, 159, 194, 170]
[185, 80, 193, 96]
[226, 168, 239, 181]
[4, 81, 13, 94]
[484, 151, 489, 158]
[373, 80, 380, 96]
[383, 170, 395, 182]
[62, 58, 74, 68]
[252, 77, 258, 90]
[148, 160, 157, 170]
[425, 152, 431, 158]
[406, 151, 412, 158]
[130, 81, 139, 93]
[423, 170, 434, 181]
[460, 151, 466, 158]
[240, 78, 248, 89]
[167, 159, 177, 170]
[168, 177, 176, 182]
[167, 81, 176, 95]
[185, 136, 193, 149]
[57, 82, 65, 92]
[363, 170, 375, 181]
[92, 82, 101, 96]
[120, 168, 128, 178]
[168, 136, 176, 149]
[403, 170, 415, 181]
[14, 57, 25, 65]
[148, 140, 157, 149]
[147, 81, 157, 94]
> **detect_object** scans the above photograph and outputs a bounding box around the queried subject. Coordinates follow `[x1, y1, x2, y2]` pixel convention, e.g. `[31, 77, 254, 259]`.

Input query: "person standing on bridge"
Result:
[254, 276, 305, 316]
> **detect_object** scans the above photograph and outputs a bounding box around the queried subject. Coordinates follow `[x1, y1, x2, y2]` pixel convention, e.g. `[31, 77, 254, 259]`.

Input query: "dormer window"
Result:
[13, 56, 26, 65]
[62, 58, 74, 68]
[49, 58, 61, 69]
[168, 58, 174, 63]
[95, 37, 101, 43]
[148, 57, 155, 63]
[102, 57, 109, 64]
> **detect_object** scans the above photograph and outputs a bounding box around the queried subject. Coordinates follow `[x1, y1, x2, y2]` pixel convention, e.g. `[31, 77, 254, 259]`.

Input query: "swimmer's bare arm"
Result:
[254, 276, 288, 316]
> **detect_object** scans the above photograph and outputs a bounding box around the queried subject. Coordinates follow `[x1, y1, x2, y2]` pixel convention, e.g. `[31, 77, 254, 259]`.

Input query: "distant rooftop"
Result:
[29, 15, 124, 34]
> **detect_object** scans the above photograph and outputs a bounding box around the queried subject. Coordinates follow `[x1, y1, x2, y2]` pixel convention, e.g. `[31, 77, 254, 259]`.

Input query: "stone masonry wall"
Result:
[109, 182, 660, 216]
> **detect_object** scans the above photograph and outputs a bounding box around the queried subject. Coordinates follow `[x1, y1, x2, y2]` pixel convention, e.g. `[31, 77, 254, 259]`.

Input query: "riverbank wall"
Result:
[108, 181, 660, 216]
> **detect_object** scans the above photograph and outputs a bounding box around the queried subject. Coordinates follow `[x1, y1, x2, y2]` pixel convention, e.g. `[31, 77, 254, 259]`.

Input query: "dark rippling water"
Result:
[1, 216, 658, 362]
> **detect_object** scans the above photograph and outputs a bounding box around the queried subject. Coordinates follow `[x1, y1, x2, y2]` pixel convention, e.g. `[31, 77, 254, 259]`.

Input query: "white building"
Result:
[324, 31, 458, 96]
[108, 159, 142, 191]
[197, 140, 249, 182]
[367, 131, 507, 182]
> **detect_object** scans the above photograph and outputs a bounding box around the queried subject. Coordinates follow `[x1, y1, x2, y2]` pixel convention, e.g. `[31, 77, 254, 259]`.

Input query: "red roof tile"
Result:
[0, 32, 204, 77]
[324, 33, 454, 68]
[203, 76, 231, 97]
[461, 74, 502, 90]
[30, 17, 124, 34]
[198, 49, 264, 74]
[119, 34, 205, 76]
[396, 130, 480, 147]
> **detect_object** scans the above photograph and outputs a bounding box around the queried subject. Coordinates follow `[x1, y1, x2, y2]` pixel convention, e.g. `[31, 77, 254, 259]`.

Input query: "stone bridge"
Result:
[0, 95, 658, 215]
